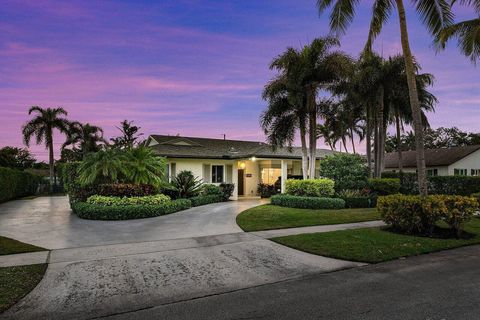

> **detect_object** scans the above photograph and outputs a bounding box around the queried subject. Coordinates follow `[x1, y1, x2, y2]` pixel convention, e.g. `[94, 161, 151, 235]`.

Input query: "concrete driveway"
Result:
[0, 196, 363, 319]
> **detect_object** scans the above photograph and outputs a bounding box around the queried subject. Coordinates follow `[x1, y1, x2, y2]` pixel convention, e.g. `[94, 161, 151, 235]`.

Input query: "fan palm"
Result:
[63, 122, 107, 159]
[317, 0, 453, 194]
[124, 146, 166, 187]
[78, 149, 125, 186]
[22, 106, 70, 192]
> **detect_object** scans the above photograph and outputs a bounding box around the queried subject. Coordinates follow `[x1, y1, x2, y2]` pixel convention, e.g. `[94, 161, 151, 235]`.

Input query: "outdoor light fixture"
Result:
[239, 161, 246, 169]
[251, 157, 256, 162]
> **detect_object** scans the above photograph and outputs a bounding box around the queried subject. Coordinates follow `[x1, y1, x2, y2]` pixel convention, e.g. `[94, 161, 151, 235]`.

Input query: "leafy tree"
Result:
[319, 153, 369, 192]
[0, 146, 36, 169]
[22, 106, 70, 192]
[63, 122, 106, 159]
[317, 0, 453, 195]
[110, 120, 144, 149]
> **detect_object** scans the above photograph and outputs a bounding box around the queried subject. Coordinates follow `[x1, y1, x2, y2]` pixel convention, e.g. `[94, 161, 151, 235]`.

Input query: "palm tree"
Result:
[317, 0, 453, 194]
[435, 0, 480, 63]
[124, 146, 166, 187]
[62, 122, 107, 159]
[22, 106, 70, 192]
[78, 149, 125, 186]
[110, 120, 144, 149]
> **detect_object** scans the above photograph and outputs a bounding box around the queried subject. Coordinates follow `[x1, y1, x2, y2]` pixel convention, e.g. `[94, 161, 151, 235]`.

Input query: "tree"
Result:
[317, 0, 453, 195]
[435, 0, 480, 63]
[319, 153, 369, 192]
[63, 122, 106, 159]
[22, 106, 70, 192]
[110, 120, 143, 149]
[0, 146, 36, 169]
[78, 149, 125, 186]
[124, 146, 166, 187]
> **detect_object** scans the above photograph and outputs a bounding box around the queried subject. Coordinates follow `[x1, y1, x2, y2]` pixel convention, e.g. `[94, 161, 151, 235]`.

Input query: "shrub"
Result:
[201, 184, 222, 196]
[428, 176, 480, 196]
[219, 183, 235, 200]
[61, 162, 97, 204]
[257, 183, 279, 198]
[86, 194, 171, 206]
[342, 197, 373, 208]
[285, 179, 335, 197]
[0, 167, 41, 203]
[319, 153, 369, 191]
[368, 178, 401, 196]
[171, 170, 203, 198]
[271, 194, 345, 209]
[471, 192, 480, 203]
[72, 199, 192, 220]
[97, 183, 156, 197]
[189, 194, 224, 207]
[378, 194, 478, 236]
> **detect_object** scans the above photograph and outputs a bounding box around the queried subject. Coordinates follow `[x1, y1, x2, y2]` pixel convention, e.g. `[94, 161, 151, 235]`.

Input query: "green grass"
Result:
[0, 236, 46, 256]
[236, 204, 380, 231]
[272, 217, 480, 263]
[0, 264, 47, 313]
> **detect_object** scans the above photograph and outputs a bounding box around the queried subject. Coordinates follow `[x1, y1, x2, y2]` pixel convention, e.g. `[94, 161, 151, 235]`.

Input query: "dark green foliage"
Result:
[219, 183, 235, 200]
[271, 194, 345, 209]
[0, 167, 41, 203]
[97, 183, 156, 197]
[319, 153, 369, 191]
[342, 197, 374, 208]
[72, 199, 192, 220]
[0, 147, 36, 170]
[201, 184, 222, 196]
[61, 162, 96, 204]
[189, 195, 224, 207]
[368, 178, 401, 195]
[171, 170, 203, 198]
[257, 183, 279, 198]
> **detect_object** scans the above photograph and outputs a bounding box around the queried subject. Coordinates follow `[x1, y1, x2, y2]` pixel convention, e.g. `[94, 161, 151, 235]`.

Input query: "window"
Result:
[166, 163, 176, 181]
[454, 169, 467, 176]
[261, 168, 281, 185]
[211, 165, 224, 183]
[471, 169, 480, 176]
[427, 169, 438, 177]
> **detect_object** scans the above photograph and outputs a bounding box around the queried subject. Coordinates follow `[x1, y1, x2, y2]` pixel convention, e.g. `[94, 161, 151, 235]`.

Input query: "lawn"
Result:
[272, 217, 480, 263]
[0, 264, 47, 313]
[0, 236, 45, 256]
[236, 204, 380, 231]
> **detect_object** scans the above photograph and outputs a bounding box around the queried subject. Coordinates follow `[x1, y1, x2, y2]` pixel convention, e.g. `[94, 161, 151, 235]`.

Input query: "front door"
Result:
[237, 169, 245, 196]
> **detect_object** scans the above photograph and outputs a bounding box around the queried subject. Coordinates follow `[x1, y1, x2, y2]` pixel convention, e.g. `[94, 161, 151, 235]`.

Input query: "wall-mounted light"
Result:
[239, 161, 246, 169]
[251, 157, 256, 162]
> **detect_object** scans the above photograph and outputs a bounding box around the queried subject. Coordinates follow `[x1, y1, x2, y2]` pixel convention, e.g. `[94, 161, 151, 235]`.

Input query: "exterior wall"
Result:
[384, 166, 448, 176]
[447, 150, 480, 176]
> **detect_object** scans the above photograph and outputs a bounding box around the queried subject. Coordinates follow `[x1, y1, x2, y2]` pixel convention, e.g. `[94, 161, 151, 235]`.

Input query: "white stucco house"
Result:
[384, 145, 480, 177]
[146, 135, 336, 200]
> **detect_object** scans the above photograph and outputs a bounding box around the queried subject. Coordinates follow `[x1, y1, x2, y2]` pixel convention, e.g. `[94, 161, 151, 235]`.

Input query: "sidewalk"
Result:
[0, 251, 49, 267]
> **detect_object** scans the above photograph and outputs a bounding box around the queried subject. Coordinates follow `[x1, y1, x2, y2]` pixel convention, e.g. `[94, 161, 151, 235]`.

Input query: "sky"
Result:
[0, 0, 478, 160]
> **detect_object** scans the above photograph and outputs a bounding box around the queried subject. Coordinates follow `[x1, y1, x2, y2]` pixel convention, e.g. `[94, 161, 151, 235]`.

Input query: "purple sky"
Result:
[1, 0, 478, 160]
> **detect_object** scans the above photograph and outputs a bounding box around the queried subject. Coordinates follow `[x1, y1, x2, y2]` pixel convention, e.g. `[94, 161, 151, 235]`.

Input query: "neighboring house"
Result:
[146, 135, 336, 199]
[384, 145, 480, 177]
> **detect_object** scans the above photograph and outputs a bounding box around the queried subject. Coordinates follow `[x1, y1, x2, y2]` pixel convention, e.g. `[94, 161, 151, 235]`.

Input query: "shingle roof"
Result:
[384, 145, 480, 168]
[148, 135, 336, 160]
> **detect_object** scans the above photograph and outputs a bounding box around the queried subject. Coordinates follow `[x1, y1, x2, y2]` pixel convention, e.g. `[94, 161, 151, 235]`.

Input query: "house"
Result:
[384, 145, 480, 177]
[146, 134, 336, 199]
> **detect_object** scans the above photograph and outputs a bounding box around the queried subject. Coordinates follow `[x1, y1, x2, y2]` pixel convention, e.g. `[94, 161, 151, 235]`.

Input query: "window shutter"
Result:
[203, 164, 211, 183]
[226, 165, 233, 183]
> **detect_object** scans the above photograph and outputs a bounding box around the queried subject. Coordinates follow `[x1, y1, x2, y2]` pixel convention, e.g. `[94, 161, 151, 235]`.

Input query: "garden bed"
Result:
[272, 217, 480, 263]
[236, 204, 380, 231]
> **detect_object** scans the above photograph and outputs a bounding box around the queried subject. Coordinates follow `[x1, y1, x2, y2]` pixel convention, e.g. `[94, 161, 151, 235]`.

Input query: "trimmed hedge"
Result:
[97, 184, 156, 197]
[0, 167, 40, 203]
[271, 194, 345, 209]
[190, 194, 224, 207]
[285, 179, 335, 197]
[368, 178, 401, 195]
[72, 198, 192, 220]
[342, 197, 374, 208]
[87, 194, 171, 206]
[378, 194, 479, 236]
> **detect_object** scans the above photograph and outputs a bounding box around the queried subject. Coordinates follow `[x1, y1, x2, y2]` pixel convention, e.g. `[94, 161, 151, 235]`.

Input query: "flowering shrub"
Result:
[87, 194, 170, 206]
[285, 179, 335, 197]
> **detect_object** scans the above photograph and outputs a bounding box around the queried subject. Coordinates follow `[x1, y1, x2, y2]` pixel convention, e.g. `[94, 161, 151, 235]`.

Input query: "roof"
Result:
[148, 135, 336, 160]
[384, 145, 480, 168]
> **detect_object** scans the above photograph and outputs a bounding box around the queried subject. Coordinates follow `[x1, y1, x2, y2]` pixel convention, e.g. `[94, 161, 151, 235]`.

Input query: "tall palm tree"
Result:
[317, 0, 453, 195]
[435, 0, 480, 63]
[62, 122, 107, 159]
[22, 106, 70, 192]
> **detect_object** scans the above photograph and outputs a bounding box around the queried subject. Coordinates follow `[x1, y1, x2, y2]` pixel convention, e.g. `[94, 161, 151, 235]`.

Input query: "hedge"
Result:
[271, 194, 345, 209]
[87, 194, 171, 206]
[378, 194, 479, 236]
[368, 178, 401, 195]
[0, 167, 40, 203]
[189, 194, 224, 207]
[285, 179, 335, 197]
[342, 197, 375, 208]
[72, 198, 192, 220]
[97, 184, 156, 197]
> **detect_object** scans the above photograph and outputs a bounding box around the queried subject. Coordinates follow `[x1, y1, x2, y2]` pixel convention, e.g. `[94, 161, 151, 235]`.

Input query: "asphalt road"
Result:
[104, 245, 480, 320]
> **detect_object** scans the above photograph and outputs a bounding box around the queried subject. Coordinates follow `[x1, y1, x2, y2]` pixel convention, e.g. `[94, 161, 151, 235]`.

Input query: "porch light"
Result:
[251, 157, 256, 162]
[239, 161, 246, 169]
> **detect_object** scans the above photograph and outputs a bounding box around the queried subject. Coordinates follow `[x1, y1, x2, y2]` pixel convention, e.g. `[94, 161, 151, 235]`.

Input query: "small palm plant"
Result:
[78, 149, 125, 186]
[124, 146, 166, 187]
[171, 170, 203, 198]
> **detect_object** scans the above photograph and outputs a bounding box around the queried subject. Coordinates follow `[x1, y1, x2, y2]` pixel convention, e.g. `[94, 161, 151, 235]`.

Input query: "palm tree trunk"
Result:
[396, 0, 428, 196]
[308, 88, 317, 179]
[376, 87, 385, 178]
[366, 105, 373, 177]
[300, 123, 309, 179]
[395, 111, 404, 174]
[48, 132, 54, 194]
[342, 136, 348, 153]
[373, 106, 379, 178]
[350, 128, 356, 154]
